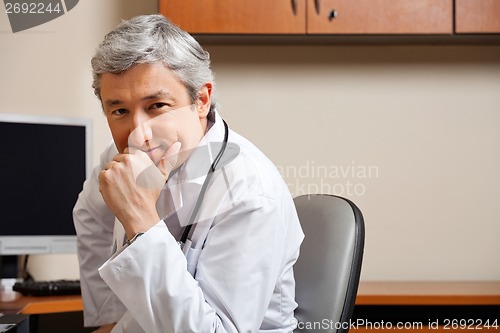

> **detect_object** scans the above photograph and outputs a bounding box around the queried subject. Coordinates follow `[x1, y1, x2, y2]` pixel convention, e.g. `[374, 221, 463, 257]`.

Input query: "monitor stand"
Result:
[0, 255, 22, 292]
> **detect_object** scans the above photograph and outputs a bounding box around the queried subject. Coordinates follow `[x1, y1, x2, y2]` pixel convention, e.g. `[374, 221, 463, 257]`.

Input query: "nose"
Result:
[128, 112, 153, 148]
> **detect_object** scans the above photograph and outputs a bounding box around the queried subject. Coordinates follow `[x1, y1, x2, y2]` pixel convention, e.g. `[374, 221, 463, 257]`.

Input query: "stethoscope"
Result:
[177, 119, 229, 255]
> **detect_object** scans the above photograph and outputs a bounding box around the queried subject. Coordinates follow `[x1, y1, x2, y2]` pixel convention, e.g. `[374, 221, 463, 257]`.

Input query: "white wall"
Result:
[1, 2, 499, 281]
[0, 0, 158, 281]
[207, 45, 500, 281]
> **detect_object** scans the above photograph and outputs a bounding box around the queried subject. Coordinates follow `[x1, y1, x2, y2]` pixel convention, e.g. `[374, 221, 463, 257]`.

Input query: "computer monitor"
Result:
[0, 113, 92, 255]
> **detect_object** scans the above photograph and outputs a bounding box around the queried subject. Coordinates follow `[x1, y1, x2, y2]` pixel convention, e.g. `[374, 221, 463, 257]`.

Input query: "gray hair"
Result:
[91, 14, 216, 112]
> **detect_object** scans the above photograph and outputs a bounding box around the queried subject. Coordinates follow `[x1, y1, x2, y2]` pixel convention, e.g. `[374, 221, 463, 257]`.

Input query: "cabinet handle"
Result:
[292, 0, 298, 15]
[315, 0, 320, 15]
[329, 9, 337, 21]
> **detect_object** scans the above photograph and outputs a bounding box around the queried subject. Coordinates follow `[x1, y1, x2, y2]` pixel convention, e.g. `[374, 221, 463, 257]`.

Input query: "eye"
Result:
[111, 108, 128, 116]
[150, 102, 168, 110]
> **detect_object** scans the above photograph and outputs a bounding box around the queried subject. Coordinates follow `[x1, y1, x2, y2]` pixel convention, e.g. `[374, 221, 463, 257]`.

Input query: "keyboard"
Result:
[13, 279, 81, 296]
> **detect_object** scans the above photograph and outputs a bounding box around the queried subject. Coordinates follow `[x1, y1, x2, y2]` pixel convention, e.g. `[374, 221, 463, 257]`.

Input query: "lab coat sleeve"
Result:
[98, 193, 294, 333]
[73, 144, 127, 327]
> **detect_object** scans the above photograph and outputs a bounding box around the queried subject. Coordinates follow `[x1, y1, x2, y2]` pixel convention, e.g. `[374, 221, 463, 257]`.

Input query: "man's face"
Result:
[100, 63, 211, 167]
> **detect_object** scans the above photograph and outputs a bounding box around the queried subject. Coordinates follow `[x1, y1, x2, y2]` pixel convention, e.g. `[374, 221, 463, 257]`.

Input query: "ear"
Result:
[196, 82, 213, 119]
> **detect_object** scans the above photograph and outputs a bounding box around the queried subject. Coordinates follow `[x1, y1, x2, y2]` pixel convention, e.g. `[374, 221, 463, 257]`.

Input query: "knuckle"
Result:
[98, 170, 110, 184]
[122, 154, 132, 164]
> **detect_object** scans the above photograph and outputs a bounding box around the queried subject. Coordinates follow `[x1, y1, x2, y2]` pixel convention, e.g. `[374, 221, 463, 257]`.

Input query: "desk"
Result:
[1, 290, 87, 333]
[356, 281, 500, 305]
[2, 282, 500, 331]
[0, 290, 83, 315]
[353, 281, 500, 332]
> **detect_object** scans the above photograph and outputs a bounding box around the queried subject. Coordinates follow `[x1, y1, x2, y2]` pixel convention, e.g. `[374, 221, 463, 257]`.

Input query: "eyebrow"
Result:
[104, 90, 173, 108]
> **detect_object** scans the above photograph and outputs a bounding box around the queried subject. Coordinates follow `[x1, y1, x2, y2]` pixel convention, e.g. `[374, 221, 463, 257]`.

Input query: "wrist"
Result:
[121, 211, 160, 241]
[126, 231, 145, 245]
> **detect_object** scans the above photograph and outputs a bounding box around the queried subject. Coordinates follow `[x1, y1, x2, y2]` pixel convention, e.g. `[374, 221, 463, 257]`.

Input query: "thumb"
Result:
[159, 141, 182, 178]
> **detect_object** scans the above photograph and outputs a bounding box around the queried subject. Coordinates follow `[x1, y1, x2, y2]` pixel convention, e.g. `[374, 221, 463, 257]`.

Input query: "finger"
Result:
[103, 160, 118, 170]
[123, 146, 139, 155]
[98, 170, 106, 186]
[115, 150, 135, 161]
[113, 151, 145, 164]
[159, 141, 182, 177]
[112, 151, 134, 163]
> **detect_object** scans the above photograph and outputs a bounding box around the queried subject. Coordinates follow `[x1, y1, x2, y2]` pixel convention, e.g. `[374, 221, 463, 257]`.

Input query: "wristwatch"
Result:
[126, 232, 145, 245]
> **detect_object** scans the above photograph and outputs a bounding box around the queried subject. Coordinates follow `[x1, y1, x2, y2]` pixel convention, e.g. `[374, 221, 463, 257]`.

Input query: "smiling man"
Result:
[73, 14, 304, 333]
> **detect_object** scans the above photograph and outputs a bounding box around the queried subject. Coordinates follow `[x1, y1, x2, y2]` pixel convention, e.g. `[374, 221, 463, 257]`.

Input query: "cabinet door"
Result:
[307, 0, 453, 34]
[160, 0, 306, 34]
[456, 0, 500, 33]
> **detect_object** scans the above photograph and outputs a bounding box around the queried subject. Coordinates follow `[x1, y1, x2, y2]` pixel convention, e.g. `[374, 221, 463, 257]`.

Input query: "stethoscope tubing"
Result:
[178, 119, 229, 249]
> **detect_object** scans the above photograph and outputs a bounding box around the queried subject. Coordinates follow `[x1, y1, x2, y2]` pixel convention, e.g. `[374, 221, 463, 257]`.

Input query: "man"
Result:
[73, 14, 303, 333]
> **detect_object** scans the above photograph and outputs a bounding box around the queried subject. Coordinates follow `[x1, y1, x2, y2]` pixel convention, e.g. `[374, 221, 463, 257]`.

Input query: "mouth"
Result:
[143, 145, 159, 154]
[141, 140, 159, 153]
[143, 145, 159, 159]
[140, 144, 166, 166]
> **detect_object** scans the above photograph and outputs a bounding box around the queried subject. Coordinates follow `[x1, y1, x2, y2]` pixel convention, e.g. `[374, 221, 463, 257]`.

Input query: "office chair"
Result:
[293, 194, 365, 333]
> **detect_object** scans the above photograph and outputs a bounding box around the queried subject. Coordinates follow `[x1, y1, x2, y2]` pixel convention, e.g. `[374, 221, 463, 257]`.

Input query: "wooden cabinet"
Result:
[456, 0, 500, 33]
[159, 0, 306, 34]
[307, 0, 452, 34]
[160, 0, 498, 37]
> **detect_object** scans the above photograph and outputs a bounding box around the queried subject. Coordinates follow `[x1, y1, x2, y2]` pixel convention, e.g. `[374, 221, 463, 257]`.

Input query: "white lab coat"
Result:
[73, 112, 304, 333]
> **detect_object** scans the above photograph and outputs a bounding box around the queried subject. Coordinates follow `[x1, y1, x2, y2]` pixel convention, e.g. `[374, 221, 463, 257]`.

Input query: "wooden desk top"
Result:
[0, 290, 83, 315]
[356, 281, 500, 305]
[2, 281, 500, 315]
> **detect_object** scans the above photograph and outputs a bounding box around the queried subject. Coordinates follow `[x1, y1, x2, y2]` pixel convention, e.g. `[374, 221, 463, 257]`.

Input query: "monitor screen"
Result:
[0, 113, 92, 255]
